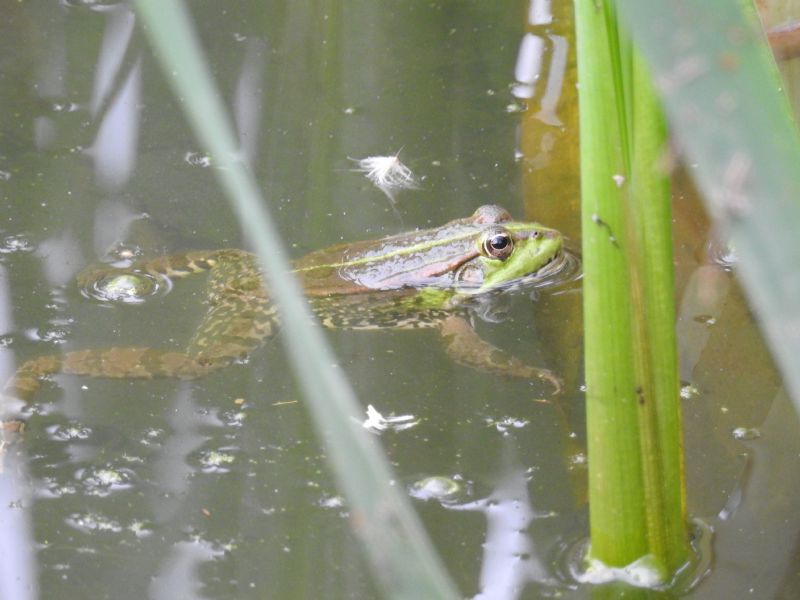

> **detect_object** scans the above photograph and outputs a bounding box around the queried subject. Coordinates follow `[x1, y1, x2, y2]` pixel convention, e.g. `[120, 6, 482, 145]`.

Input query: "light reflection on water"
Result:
[450, 464, 562, 599]
[0, 453, 38, 600]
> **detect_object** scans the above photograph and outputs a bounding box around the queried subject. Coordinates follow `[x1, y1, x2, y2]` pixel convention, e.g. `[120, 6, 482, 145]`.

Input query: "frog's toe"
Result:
[540, 371, 563, 395]
[1, 418, 25, 449]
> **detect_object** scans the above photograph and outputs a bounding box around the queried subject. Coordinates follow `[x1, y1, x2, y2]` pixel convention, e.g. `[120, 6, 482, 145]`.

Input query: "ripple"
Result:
[66, 512, 123, 534]
[530, 247, 583, 290]
[36, 477, 78, 500]
[184, 151, 213, 168]
[77, 465, 136, 496]
[732, 426, 761, 441]
[409, 475, 469, 505]
[0, 234, 34, 254]
[707, 237, 738, 269]
[485, 416, 529, 435]
[46, 422, 93, 442]
[196, 448, 238, 473]
[61, 0, 126, 10]
[29, 325, 70, 344]
[556, 517, 713, 592]
[138, 427, 165, 447]
[80, 270, 172, 305]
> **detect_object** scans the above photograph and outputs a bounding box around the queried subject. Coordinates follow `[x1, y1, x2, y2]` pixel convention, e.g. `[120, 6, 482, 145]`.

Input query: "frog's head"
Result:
[457, 205, 563, 293]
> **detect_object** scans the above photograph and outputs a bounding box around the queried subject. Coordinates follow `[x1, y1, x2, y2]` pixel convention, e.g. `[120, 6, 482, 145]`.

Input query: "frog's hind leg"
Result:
[185, 294, 276, 367]
[2, 347, 219, 405]
[2, 295, 275, 409]
[0, 346, 216, 444]
[438, 315, 562, 394]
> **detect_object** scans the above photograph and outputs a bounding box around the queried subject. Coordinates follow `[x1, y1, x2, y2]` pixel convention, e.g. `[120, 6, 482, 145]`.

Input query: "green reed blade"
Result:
[615, 0, 800, 416]
[134, 1, 459, 598]
[575, 0, 689, 579]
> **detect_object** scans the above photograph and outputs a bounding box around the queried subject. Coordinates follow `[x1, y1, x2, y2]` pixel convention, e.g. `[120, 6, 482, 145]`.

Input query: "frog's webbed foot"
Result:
[0, 419, 25, 462]
[1, 359, 49, 451]
[438, 315, 562, 394]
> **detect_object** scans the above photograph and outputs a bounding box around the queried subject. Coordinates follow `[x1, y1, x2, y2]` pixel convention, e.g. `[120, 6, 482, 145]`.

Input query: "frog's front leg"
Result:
[438, 315, 562, 394]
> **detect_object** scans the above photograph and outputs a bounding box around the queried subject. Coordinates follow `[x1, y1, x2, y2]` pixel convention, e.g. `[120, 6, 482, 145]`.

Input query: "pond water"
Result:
[0, 1, 797, 599]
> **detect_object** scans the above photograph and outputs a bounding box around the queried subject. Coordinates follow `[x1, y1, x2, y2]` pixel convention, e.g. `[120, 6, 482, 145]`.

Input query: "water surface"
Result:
[0, 2, 796, 599]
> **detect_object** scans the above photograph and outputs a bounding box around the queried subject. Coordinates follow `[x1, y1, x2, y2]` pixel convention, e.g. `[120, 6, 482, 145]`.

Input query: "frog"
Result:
[1, 204, 565, 421]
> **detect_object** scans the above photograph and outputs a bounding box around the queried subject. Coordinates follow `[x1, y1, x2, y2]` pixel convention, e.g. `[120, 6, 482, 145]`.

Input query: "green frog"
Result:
[2, 205, 565, 415]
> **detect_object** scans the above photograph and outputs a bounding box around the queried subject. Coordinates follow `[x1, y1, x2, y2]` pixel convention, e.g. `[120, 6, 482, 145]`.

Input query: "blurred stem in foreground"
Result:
[575, 0, 689, 582]
[135, 1, 459, 598]
[616, 0, 800, 420]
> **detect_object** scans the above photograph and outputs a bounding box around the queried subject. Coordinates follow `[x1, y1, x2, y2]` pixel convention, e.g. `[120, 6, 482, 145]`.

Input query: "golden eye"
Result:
[482, 231, 514, 260]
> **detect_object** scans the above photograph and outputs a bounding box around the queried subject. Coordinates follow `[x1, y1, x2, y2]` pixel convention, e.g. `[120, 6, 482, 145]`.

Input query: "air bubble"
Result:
[47, 422, 93, 441]
[66, 512, 123, 534]
[680, 383, 700, 399]
[707, 238, 738, 269]
[78, 466, 135, 496]
[0, 234, 34, 254]
[197, 448, 237, 473]
[184, 151, 213, 167]
[732, 427, 761, 441]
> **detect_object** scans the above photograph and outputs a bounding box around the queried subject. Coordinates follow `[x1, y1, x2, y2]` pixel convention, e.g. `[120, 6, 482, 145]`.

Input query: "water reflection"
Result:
[89, 56, 141, 191]
[513, 33, 545, 101]
[527, 0, 552, 26]
[448, 463, 560, 599]
[36, 234, 83, 288]
[0, 453, 38, 600]
[688, 390, 800, 598]
[513, 0, 568, 127]
[233, 40, 267, 165]
[0, 264, 37, 600]
[150, 539, 223, 600]
[90, 7, 136, 117]
[152, 386, 216, 520]
[535, 35, 568, 127]
[3, 0, 796, 597]
[32, 6, 66, 151]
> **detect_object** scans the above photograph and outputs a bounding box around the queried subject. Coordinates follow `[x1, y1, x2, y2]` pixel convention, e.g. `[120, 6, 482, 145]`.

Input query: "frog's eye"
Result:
[482, 231, 514, 260]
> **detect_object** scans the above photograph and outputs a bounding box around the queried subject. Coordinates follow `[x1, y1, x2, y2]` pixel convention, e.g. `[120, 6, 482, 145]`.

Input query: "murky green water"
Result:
[0, 2, 798, 599]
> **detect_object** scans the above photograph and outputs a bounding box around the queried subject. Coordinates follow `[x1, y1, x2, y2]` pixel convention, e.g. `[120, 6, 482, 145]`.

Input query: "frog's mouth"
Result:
[532, 248, 582, 287]
[535, 250, 562, 277]
[498, 248, 582, 293]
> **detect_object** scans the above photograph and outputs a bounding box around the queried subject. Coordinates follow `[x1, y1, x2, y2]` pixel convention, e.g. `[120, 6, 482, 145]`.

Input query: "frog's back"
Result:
[293, 221, 483, 296]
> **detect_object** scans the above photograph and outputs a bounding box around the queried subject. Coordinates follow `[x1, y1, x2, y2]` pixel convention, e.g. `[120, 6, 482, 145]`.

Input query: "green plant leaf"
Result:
[576, 0, 689, 580]
[134, 1, 459, 597]
[616, 0, 800, 412]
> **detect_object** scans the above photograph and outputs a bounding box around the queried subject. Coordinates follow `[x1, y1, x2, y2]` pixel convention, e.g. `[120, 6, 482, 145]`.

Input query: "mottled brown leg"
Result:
[186, 295, 275, 365]
[0, 348, 219, 429]
[439, 315, 562, 394]
[1, 355, 63, 446]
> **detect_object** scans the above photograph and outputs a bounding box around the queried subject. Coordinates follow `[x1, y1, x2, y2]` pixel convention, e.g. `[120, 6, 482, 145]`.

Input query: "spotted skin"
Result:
[2, 206, 564, 420]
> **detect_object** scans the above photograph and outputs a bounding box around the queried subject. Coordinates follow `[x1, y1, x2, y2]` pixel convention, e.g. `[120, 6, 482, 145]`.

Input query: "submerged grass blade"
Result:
[134, 1, 459, 598]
